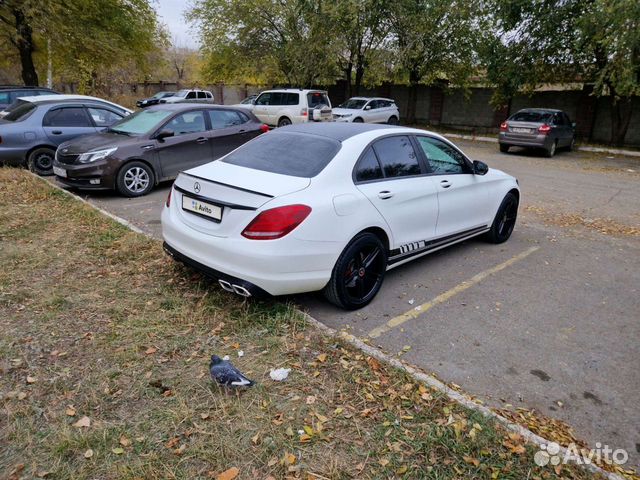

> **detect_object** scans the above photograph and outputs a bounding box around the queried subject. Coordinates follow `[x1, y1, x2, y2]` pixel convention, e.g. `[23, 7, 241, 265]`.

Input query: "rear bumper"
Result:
[0, 147, 28, 166]
[499, 132, 553, 149]
[161, 203, 338, 296]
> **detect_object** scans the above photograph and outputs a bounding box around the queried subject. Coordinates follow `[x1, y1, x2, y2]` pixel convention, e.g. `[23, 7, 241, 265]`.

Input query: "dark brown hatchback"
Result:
[53, 104, 268, 196]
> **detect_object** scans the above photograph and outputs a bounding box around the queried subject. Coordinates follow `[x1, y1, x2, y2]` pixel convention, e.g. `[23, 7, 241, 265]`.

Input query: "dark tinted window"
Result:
[223, 132, 340, 177]
[271, 92, 285, 105]
[43, 107, 92, 127]
[255, 93, 271, 105]
[372, 135, 421, 178]
[208, 110, 246, 128]
[3, 101, 36, 122]
[510, 110, 553, 123]
[286, 93, 299, 105]
[417, 136, 468, 174]
[355, 148, 383, 182]
[185, 91, 197, 99]
[163, 111, 206, 135]
[197, 91, 206, 99]
[0, 91, 10, 103]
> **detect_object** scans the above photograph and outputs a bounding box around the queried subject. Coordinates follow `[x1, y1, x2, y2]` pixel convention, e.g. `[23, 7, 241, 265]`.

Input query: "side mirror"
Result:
[473, 160, 488, 175]
[155, 129, 174, 141]
[571, 122, 576, 128]
[364, 105, 371, 110]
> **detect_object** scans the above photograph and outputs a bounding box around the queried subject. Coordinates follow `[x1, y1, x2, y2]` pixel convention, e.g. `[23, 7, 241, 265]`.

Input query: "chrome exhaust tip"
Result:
[232, 285, 252, 297]
[218, 279, 234, 292]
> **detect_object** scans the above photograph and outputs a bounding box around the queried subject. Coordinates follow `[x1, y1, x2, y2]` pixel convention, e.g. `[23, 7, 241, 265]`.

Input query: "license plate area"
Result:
[181, 194, 223, 222]
[511, 127, 532, 134]
[53, 166, 67, 177]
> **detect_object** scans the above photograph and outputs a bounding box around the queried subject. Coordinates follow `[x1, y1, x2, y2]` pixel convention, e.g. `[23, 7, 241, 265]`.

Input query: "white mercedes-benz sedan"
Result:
[162, 123, 519, 309]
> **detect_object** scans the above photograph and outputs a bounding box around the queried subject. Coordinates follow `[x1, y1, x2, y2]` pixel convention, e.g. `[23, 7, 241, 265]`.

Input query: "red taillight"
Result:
[301, 108, 308, 116]
[260, 124, 269, 133]
[166, 187, 172, 207]
[242, 204, 311, 240]
[500, 121, 508, 132]
[538, 124, 551, 135]
[0, 136, 3, 144]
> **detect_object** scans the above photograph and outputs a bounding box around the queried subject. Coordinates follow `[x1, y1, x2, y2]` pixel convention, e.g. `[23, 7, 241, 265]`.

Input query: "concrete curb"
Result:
[31, 171, 627, 480]
[442, 132, 640, 158]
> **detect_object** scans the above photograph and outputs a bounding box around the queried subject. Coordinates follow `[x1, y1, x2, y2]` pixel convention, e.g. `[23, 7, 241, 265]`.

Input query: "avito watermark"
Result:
[534, 442, 629, 467]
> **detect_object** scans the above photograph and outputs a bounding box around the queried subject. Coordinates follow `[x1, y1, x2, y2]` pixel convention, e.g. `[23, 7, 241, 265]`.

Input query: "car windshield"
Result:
[175, 90, 189, 98]
[107, 109, 174, 135]
[3, 101, 36, 122]
[240, 96, 255, 104]
[222, 131, 341, 178]
[152, 92, 172, 99]
[510, 111, 553, 123]
[307, 92, 330, 108]
[338, 99, 367, 109]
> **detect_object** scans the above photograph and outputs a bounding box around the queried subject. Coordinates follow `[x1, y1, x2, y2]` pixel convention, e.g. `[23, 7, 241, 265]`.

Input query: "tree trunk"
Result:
[13, 7, 39, 86]
[344, 62, 353, 99]
[610, 95, 632, 147]
[354, 64, 364, 96]
[405, 68, 420, 124]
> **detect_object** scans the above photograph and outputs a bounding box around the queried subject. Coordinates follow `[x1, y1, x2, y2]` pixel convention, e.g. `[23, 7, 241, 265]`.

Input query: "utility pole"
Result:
[47, 38, 52, 89]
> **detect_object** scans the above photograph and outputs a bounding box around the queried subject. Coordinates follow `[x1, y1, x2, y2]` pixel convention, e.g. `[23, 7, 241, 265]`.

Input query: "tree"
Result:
[485, 0, 640, 145]
[388, 0, 484, 123]
[0, 0, 163, 88]
[188, 0, 339, 87]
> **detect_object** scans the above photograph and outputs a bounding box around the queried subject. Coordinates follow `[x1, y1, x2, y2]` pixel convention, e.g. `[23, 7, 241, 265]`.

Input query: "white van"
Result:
[249, 89, 332, 127]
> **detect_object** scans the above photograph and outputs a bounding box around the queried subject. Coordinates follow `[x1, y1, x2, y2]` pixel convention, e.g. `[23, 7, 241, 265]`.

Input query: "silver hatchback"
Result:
[498, 108, 576, 157]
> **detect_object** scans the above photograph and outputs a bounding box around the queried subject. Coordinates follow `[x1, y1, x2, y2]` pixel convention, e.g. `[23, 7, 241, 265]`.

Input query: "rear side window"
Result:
[372, 135, 421, 178]
[286, 93, 299, 105]
[197, 91, 207, 99]
[222, 132, 340, 178]
[208, 110, 246, 128]
[3, 101, 36, 122]
[510, 111, 553, 123]
[43, 107, 92, 127]
[0, 91, 10, 103]
[87, 107, 123, 127]
[354, 148, 383, 182]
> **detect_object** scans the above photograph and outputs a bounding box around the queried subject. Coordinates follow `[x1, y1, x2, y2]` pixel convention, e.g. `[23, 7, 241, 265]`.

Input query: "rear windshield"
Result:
[222, 132, 341, 178]
[510, 111, 553, 123]
[108, 109, 174, 135]
[307, 92, 330, 109]
[3, 101, 36, 122]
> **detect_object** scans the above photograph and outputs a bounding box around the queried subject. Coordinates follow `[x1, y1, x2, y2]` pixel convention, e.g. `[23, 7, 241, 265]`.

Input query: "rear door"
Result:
[415, 135, 491, 237]
[206, 109, 259, 159]
[156, 110, 210, 178]
[42, 106, 97, 145]
[354, 135, 438, 249]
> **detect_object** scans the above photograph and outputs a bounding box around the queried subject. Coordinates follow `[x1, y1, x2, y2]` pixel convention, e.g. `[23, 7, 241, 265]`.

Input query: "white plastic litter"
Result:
[269, 368, 291, 381]
[222, 355, 230, 361]
[237, 350, 244, 357]
[408, 298, 415, 305]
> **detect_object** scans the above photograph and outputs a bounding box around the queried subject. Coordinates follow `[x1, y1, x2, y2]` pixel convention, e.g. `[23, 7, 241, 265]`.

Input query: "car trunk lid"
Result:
[506, 121, 543, 137]
[173, 161, 310, 237]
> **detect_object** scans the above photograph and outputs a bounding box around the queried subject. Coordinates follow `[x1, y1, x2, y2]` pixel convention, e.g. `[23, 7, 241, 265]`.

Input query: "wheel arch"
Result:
[117, 158, 158, 185]
[356, 226, 390, 253]
[277, 115, 291, 126]
[26, 144, 57, 162]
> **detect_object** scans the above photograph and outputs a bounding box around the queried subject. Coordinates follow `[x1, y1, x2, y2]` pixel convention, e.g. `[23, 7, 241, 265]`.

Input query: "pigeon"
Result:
[209, 355, 255, 387]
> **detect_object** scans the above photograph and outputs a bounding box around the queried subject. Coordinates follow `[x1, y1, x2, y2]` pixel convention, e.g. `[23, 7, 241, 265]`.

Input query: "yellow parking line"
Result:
[367, 246, 540, 339]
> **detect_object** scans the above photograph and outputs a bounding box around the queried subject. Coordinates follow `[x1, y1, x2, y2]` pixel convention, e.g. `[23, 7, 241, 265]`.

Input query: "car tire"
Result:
[323, 232, 387, 310]
[567, 137, 576, 151]
[353, 117, 364, 123]
[387, 116, 399, 125]
[545, 140, 557, 157]
[116, 161, 155, 197]
[485, 192, 518, 244]
[499, 144, 510, 153]
[27, 147, 56, 176]
[277, 117, 292, 127]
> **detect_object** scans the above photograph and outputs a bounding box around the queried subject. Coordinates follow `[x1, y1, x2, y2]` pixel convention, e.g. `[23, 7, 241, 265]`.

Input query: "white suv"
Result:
[332, 97, 400, 124]
[250, 89, 332, 127]
[160, 89, 214, 104]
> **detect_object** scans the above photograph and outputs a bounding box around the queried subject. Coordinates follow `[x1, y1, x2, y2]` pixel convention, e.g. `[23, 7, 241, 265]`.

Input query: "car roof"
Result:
[145, 103, 247, 112]
[517, 108, 563, 113]
[14, 94, 132, 112]
[347, 96, 394, 102]
[276, 122, 401, 141]
[261, 88, 327, 94]
[0, 85, 56, 91]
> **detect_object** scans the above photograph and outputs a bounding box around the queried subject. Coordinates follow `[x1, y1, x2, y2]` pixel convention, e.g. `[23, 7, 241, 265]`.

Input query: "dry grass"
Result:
[0, 168, 610, 480]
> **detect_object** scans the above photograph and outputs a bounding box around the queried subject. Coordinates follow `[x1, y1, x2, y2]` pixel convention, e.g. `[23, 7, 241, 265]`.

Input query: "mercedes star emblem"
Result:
[194, 182, 201, 193]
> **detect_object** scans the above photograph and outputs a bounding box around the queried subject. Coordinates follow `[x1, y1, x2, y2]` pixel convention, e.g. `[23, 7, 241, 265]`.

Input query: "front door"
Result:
[415, 135, 491, 237]
[253, 92, 273, 125]
[42, 106, 97, 146]
[355, 136, 438, 250]
[156, 110, 210, 178]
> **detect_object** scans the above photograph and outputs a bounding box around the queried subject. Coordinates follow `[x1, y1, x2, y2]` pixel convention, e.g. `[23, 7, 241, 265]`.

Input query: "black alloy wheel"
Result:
[486, 192, 518, 244]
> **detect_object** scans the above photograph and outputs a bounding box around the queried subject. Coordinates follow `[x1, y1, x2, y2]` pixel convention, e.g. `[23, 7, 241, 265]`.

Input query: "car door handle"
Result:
[440, 180, 452, 189]
[51, 130, 63, 135]
[195, 137, 208, 144]
[378, 190, 394, 199]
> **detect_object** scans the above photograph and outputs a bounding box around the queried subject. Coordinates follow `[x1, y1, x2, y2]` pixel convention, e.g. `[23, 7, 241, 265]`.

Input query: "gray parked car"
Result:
[0, 96, 129, 175]
[499, 108, 576, 157]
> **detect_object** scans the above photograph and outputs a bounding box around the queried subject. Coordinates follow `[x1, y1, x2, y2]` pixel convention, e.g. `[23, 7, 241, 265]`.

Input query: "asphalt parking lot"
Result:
[52, 139, 640, 468]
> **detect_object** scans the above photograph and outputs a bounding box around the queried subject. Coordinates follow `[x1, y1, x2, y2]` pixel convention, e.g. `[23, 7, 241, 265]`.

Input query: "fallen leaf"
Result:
[379, 458, 389, 466]
[174, 444, 186, 455]
[119, 436, 131, 447]
[251, 432, 260, 444]
[396, 465, 408, 474]
[65, 406, 76, 417]
[112, 447, 124, 455]
[84, 449, 94, 459]
[26, 376, 37, 384]
[145, 347, 157, 355]
[36, 470, 51, 478]
[165, 437, 180, 449]
[317, 353, 327, 362]
[367, 357, 382, 371]
[73, 416, 91, 428]
[17, 392, 27, 400]
[284, 453, 296, 465]
[200, 413, 210, 420]
[305, 395, 316, 405]
[216, 468, 239, 480]
[463, 456, 480, 466]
